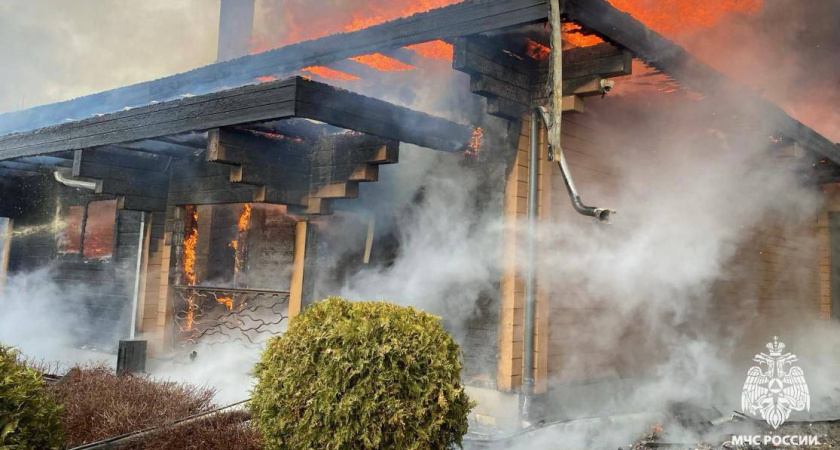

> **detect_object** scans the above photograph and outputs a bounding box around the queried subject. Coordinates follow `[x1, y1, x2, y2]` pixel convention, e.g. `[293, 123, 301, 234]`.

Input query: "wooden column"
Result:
[0, 218, 11, 293]
[819, 184, 840, 320]
[132, 213, 153, 337]
[300, 219, 323, 309]
[497, 114, 530, 391]
[288, 221, 308, 319]
[533, 122, 551, 394]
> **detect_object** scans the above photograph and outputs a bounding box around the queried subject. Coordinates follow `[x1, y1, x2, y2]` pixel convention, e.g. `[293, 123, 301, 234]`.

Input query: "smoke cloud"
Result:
[0, 0, 218, 114]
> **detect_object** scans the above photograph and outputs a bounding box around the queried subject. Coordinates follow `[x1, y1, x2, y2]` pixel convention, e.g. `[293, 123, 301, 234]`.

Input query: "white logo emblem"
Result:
[741, 337, 810, 428]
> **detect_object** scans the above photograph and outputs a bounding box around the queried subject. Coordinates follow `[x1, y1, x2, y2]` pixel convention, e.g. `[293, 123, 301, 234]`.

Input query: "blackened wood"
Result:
[452, 35, 535, 76]
[261, 186, 309, 206]
[470, 76, 530, 106]
[309, 182, 360, 199]
[564, 52, 632, 79]
[453, 45, 531, 88]
[311, 164, 379, 185]
[294, 78, 473, 153]
[169, 175, 241, 194]
[101, 179, 168, 199]
[230, 165, 309, 188]
[487, 98, 528, 121]
[2, 77, 471, 160]
[74, 147, 168, 172]
[206, 128, 308, 171]
[0, 80, 298, 160]
[563, 42, 624, 64]
[74, 162, 170, 186]
[0, 0, 547, 136]
[167, 187, 261, 206]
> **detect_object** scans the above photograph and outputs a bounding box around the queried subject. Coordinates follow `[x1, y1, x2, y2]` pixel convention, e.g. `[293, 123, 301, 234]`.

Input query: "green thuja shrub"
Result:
[0, 345, 63, 450]
[251, 297, 475, 450]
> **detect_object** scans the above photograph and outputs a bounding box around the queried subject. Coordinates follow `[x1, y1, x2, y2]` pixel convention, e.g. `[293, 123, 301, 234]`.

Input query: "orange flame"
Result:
[238, 203, 252, 232]
[216, 297, 235, 311]
[350, 53, 416, 72]
[405, 40, 454, 61]
[341, 0, 462, 33]
[254, 0, 462, 54]
[562, 23, 603, 48]
[301, 66, 360, 81]
[526, 39, 551, 61]
[183, 207, 198, 286]
[605, 0, 763, 37]
[183, 206, 199, 332]
[231, 203, 252, 278]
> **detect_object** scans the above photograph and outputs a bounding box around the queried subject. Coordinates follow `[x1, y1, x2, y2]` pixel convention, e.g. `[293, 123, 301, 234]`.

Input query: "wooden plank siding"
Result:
[498, 105, 620, 391]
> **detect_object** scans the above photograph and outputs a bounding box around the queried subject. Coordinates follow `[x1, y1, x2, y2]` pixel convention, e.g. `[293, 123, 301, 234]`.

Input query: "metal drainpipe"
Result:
[129, 213, 146, 339]
[520, 108, 542, 424]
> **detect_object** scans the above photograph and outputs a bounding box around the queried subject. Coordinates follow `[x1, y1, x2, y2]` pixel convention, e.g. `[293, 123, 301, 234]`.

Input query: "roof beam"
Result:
[0, 0, 546, 135]
[0, 77, 472, 161]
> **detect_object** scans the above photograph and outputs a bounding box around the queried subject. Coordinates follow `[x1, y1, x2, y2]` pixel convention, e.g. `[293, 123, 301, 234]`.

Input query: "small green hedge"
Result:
[251, 297, 474, 450]
[0, 345, 63, 450]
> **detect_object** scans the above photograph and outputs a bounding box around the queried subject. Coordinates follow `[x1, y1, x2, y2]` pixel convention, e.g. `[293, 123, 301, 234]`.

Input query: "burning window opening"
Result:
[55, 200, 116, 259]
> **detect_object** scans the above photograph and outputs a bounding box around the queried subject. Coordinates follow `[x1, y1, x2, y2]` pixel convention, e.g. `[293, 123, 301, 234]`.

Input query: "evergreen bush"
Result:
[251, 297, 474, 449]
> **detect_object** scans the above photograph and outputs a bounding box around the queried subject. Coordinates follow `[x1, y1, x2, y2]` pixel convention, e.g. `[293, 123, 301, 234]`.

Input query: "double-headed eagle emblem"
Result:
[741, 336, 810, 428]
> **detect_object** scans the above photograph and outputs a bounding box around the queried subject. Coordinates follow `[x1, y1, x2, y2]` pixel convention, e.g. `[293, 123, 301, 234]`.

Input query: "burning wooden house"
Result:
[0, 0, 838, 436]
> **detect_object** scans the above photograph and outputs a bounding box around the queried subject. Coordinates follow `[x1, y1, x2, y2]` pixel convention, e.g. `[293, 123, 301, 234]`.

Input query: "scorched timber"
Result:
[0, 0, 547, 135]
[0, 77, 474, 160]
[562, 0, 840, 163]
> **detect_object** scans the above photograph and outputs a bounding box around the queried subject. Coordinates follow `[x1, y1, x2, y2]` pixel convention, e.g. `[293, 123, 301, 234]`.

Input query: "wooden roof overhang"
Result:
[0, 0, 835, 186]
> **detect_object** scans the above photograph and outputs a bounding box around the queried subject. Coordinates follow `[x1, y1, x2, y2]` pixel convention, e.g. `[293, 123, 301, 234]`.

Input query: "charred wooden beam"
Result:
[311, 164, 379, 185]
[563, 44, 632, 79]
[310, 135, 400, 166]
[230, 165, 309, 187]
[309, 182, 360, 199]
[294, 79, 473, 153]
[0, 80, 297, 160]
[206, 128, 308, 171]
[118, 195, 167, 213]
[0, 78, 472, 160]
[0, 0, 546, 135]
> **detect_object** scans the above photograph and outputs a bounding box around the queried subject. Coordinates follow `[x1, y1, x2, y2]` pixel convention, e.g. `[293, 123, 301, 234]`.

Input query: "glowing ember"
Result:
[216, 297, 235, 311]
[405, 40, 454, 61]
[606, 0, 763, 36]
[256, 76, 277, 83]
[350, 53, 416, 72]
[301, 66, 360, 81]
[526, 39, 551, 61]
[468, 127, 484, 156]
[562, 23, 603, 48]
